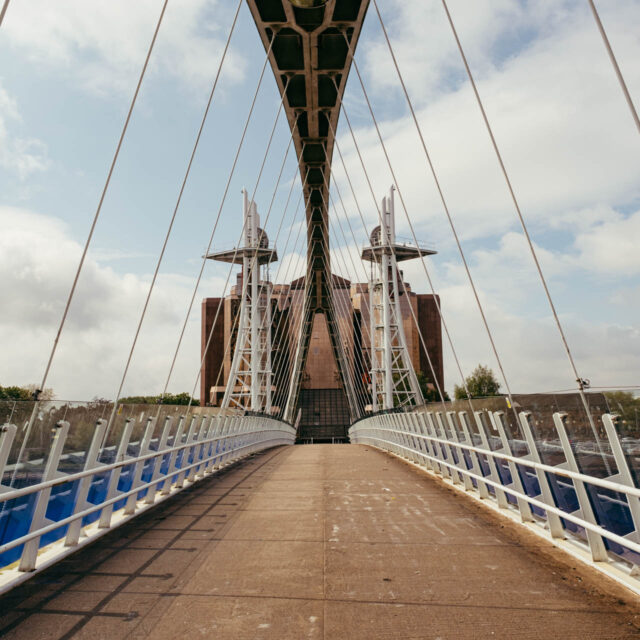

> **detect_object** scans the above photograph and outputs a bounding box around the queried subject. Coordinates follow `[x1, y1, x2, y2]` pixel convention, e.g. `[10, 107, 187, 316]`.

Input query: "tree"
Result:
[119, 393, 199, 406]
[415, 371, 450, 403]
[0, 384, 54, 400]
[0, 385, 31, 400]
[24, 384, 55, 401]
[604, 391, 640, 434]
[454, 365, 501, 400]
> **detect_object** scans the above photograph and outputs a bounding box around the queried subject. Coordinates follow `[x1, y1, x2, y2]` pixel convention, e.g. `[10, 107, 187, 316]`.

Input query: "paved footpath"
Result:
[1, 444, 640, 639]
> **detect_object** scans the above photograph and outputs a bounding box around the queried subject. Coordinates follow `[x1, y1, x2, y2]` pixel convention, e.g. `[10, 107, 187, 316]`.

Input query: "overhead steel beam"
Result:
[246, 0, 370, 420]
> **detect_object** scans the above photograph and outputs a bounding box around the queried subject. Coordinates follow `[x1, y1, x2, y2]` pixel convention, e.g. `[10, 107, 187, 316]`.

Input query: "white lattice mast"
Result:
[208, 190, 277, 412]
[362, 186, 434, 411]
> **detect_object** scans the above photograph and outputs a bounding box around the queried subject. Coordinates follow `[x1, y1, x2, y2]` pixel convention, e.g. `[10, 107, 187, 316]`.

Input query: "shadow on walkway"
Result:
[1, 444, 640, 639]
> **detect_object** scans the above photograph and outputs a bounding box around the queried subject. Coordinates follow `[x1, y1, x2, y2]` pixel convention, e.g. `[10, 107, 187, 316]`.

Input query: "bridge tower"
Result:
[207, 191, 277, 412]
[362, 186, 436, 410]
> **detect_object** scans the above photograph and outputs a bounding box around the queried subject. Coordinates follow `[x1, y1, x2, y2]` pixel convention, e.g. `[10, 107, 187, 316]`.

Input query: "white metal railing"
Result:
[349, 408, 640, 583]
[0, 411, 296, 594]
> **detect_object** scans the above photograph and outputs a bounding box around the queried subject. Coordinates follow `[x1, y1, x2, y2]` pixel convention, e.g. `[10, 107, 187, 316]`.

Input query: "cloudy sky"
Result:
[0, 0, 638, 402]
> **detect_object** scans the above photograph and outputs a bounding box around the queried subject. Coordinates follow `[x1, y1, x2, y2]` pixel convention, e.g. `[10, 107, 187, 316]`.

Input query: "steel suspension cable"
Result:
[327, 164, 447, 409]
[320, 170, 432, 410]
[331, 172, 448, 411]
[248, 200, 308, 416]
[328, 107, 473, 404]
[209, 156, 307, 414]
[335, 61, 483, 407]
[269, 198, 316, 414]
[321, 215, 369, 414]
[158, 34, 276, 401]
[325, 196, 413, 414]
[0, 0, 10, 27]
[440, 0, 604, 430]
[105, 0, 243, 432]
[371, 0, 515, 407]
[327, 216, 378, 413]
[36, 0, 168, 401]
[327, 179, 448, 410]
[311, 228, 367, 417]
[587, 0, 640, 135]
[6, 1, 168, 492]
[188, 122, 298, 411]
[208, 191, 304, 415]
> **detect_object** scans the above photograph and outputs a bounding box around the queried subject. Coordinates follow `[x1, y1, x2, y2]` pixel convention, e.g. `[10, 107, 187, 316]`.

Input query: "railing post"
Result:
[211, 415, 226, 470]
[213, 416, 227, 469]
[457, 412, 489, 498]
[473, 412, 509, 508]
[492, 412, 534, 523]
[175, 416, 198, 488]
[99, 418, 134, 528]
[601, 414, 640, 551]
[0, 423, 18, 489]
[406, 413, 422, 463]
[392, 414, 404, 456]
[435, 412, 462, 485]
[124, 417, 156, 515]
[193, 416, 213, 478]
[400, 413, 416, 461]
[446, 412, 473, 491]
[518, 411, 565, 538]
[19, 420, 70, 572]
[553, 412, 608, 562]
[409, 413, 428, 464]
[161, 416, 186, 495]
[187, 415, 209, 482]
[416, 413, 436, 471]
[65, 419, 109, 546]
[425, 412, 446, 476]
[144, 416, 173, 505]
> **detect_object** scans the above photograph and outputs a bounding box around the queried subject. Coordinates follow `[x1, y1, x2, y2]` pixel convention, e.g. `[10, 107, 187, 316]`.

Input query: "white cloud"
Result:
[573, 209, 640, 275]
[2, 0, 246, 95]
[0, 82, 49, 179]
[438, 280, 640, 394]
[0, 206, 229, 401]
[338, 0, 640, 248]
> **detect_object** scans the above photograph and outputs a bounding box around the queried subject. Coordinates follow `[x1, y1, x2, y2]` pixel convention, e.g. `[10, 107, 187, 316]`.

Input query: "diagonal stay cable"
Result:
[319, 170, 423, 411]
[37, 0, 168, 400]
[318, 206, 368, 415]
[0, 0, 10, 27]
[208, 150, 306, 413]
[328, 177, 447, 411]
[587, 0, 640, 135]
[214, 190, 306, 415]
[327, 162, 447, 409]
[158, 34, 276, 402]
[329, 106, 473, 405]
[188, 123, 298, 411]
[440, 0, 610, 462]
[333, 59, 477, 405]
[325, 203, 374, 413]
[5, 1, 169, 494]
[372, 0, 514, 406]
[105, 0, 243, 432]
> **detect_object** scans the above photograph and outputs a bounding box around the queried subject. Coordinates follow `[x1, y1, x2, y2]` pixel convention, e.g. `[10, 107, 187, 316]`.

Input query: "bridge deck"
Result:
[1, 445, 639, 639]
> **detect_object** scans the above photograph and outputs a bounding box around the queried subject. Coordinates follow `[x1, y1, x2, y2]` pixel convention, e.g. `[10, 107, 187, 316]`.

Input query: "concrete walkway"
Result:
[1, 444, 640, 639]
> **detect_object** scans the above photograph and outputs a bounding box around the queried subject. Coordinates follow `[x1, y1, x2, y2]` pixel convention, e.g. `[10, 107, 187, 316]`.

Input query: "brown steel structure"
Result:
[246, 0, 370, 421]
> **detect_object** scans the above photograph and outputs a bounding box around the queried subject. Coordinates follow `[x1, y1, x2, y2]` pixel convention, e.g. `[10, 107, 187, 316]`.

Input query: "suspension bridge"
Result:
[1, 0, 640, 638]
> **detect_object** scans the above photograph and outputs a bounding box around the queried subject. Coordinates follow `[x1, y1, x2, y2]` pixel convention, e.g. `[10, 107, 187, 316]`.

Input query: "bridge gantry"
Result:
[246, 0, 370, 423]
